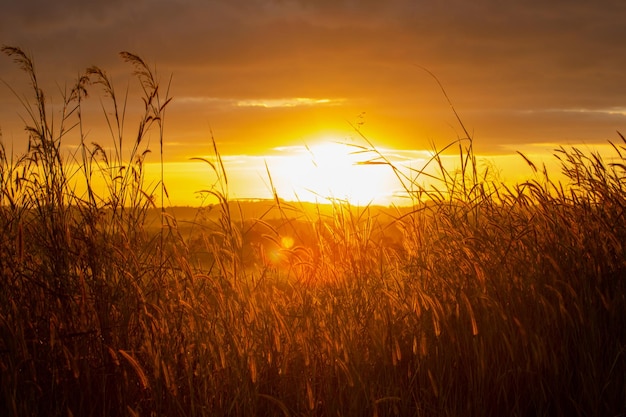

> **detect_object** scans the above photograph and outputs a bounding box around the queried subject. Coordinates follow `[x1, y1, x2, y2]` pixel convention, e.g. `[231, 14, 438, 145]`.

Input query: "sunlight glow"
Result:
[280, 236, 295, 250]
[134, 138, 608, 207]
[267, 139, 397, 205]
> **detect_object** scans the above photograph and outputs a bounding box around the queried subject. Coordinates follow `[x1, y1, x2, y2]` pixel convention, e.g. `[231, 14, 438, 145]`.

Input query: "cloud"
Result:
[5, 1, 625, 94]
[176, 96, 345, 109]
[532, 108, 626, 118]
[2, 0, 626, 155]
[235, 97, 344, 108]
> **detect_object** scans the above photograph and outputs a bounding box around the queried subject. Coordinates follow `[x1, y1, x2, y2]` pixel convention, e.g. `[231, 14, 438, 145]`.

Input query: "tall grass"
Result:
[1, 47, 625, 417]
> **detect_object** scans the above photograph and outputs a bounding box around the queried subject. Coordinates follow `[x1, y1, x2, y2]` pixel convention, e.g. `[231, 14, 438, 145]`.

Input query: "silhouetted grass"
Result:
[1, 46, 624, 417]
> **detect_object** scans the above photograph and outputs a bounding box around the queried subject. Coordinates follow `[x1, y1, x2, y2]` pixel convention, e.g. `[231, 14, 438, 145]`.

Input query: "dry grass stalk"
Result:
[1, 46, 625, 417]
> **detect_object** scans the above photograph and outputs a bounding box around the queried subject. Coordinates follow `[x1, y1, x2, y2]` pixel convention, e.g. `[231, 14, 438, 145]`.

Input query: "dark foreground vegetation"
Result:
[1, 46, 625, 417]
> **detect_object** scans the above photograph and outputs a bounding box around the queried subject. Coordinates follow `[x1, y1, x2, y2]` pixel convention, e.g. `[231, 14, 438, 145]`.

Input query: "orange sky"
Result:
[2, 0, 626, 206]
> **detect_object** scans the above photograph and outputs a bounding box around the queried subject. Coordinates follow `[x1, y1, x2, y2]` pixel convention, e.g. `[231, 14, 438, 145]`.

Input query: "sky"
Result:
[2, 0, 626, 205]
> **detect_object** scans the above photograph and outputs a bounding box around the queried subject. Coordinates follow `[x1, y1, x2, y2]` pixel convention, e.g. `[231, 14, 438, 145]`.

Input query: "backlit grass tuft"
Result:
[1, 46, 625, 417]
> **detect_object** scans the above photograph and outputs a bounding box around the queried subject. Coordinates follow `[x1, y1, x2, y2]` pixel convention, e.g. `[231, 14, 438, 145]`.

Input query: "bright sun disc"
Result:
[271, 139, 396, 205]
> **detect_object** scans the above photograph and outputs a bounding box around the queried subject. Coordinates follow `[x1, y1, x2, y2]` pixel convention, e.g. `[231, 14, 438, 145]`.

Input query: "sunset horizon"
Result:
[0, 56, 621, 207]
[2, 1, 625, 206]
[2, 3, 626, 416]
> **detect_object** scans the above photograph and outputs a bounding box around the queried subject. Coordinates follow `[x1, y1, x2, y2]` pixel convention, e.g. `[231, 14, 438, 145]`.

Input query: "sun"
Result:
[269, 138, 397, 205]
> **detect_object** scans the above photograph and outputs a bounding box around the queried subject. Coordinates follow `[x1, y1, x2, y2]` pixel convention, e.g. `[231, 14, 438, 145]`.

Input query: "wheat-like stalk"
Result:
[1, 47, 625, 417]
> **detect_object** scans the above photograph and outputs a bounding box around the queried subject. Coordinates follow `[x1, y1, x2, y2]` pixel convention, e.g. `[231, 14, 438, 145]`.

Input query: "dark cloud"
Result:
[2, 0, 626, 153]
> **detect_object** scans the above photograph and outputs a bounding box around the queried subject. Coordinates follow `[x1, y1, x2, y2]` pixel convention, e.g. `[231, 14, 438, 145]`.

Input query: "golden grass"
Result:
[1, 46, 625, 417]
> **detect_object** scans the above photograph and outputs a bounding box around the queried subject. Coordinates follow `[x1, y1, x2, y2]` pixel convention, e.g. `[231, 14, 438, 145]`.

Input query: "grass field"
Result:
[1, 46, 625, 417]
